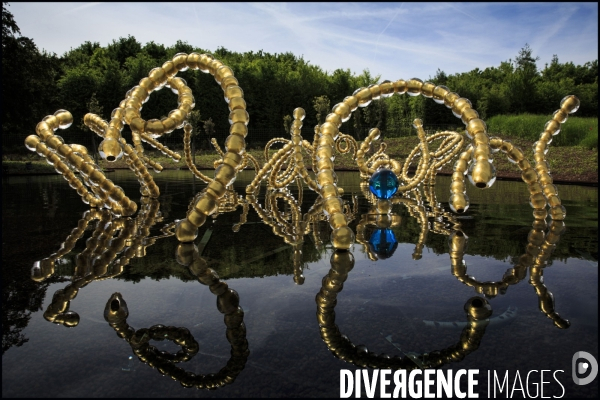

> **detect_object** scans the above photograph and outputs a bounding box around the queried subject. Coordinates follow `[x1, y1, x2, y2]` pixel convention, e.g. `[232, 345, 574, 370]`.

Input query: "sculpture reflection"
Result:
[31, 198, 171, 327]
[104, 279, 248, 390]
[316, 250, 492, 369]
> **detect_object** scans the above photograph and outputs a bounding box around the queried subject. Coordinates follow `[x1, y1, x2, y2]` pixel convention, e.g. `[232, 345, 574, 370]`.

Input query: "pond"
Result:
[2, 170, 598, 398]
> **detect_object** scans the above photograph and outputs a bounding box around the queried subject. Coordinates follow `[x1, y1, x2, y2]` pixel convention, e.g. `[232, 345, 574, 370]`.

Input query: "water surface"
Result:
[2, 171, 598, 398]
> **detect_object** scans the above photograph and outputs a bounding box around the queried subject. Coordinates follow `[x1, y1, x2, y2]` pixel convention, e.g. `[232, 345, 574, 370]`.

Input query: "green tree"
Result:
[2, 2, 61, 141]
[283, 114, 292, 134]
[313, 95, 330, 125]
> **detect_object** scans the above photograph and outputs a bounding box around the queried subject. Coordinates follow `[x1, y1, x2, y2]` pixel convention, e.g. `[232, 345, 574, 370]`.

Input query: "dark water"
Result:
[2, 170, 598, 398]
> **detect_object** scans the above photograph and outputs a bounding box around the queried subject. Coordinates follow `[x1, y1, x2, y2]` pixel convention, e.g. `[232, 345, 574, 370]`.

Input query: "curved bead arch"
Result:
[86, 52, 250, 203]
[314, 80, 580, 249]
[314, 78, 494, 249]
[106, 53, 255, 242]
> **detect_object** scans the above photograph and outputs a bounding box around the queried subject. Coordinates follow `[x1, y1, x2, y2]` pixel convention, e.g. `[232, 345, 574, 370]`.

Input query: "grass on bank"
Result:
[486, 114, 597, 149]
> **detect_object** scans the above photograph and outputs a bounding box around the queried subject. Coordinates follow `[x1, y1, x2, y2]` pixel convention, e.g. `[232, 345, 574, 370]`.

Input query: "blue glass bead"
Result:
[368, 228, 398, 259]
[369, 168, 399, 199]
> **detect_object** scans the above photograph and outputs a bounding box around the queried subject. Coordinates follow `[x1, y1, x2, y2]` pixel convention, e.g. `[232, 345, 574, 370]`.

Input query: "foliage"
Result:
[487, 115, 598, 147]
[1, 5, 597, 152]
[2, 2, 62, 140]
[313, 95, 330, 125]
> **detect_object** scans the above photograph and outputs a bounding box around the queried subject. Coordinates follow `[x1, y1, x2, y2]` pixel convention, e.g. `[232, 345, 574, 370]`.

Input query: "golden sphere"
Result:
[330, 226, 355, 250]
[175, 219, 199, 242]
[293, 107, 306, 121]
[53, 109, 74, 129]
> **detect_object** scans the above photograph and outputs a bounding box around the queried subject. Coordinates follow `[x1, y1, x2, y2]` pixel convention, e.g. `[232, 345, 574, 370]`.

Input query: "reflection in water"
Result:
[31, 198, 173, 327]
[316, 250, 491, 369]
[23, 173, 579, 392]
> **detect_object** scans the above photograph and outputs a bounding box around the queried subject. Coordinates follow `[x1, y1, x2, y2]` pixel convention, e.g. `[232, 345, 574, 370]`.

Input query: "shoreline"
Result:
[3, 166, 597, 187]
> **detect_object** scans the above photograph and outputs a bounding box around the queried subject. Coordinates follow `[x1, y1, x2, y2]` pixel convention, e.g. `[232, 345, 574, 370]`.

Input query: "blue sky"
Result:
[8, 2, 598, 80]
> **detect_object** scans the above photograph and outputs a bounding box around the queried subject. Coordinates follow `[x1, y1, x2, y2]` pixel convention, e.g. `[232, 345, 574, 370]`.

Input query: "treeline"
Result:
[2, 3, 597, 151]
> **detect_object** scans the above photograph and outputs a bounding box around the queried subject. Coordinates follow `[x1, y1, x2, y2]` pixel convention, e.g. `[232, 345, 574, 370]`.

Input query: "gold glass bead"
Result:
[444, 92, 460, 108]
[317, 158, 334, 171]
[461, 108, 479, 125]
[532, 209, 548, 220]
[330, 226, 355, 250]
[452, 98, 472, 118]
[507, 148, 524, 163]
[98, 138, 123, 162]
[560, 95, 580, 114]
[223, 152, 242, 169]
[225, 134, 246, 155]
[161, 61, 177, 78]
[320, 122, 339, 137]
[329, 212, 347, 229]
[324, 197, 344, 215]
[421, 82, 435, 98]
[376, 200, 392, 214]
[450, 180, 466, 193]
[368, 84, 381, 100]
[195, 195, 218, 216]
[353, 87, 372, 107]
[343, 96, 359, 112]
[124, 107, 140, 125]
[544, 120, 561, 136]
[100, 179, 115, 192]
[552, 109, 568, 124]
[53, 109, 73, 129]
[393, 79, 407, 94]
[464, 297, 492, 320]
[529, 192, 547, 209]
[406, 78, 423, 96]
[293, 107, 306, 121]
[138, 77, 155, 92]
[172, 52, 189, 71]
[468, 160, 496, 189]
[317, 170, 337, 186]
[229, 122, 248, 137]
[214, 164, 236, 186]
[321, 183, 338, 199]
[224, 86, 244, 103]
[197, 54, 213, 72]
[229, 109, 250, 125]
[521, 168, 538, 184]
[542, 184, 558, 198]
[316, 145, 334, 161]
[25, 135, 41, 152]
[325, 113, 342, 126]
[453, 159, 469, 174]
[42, 115, 60, 130]
[148, 67, 167, 86]
[175, 219, 199, 242]
[473, 146, 491, 161]
[161, 117, 176, 134]
[130, 86, 148, 102]
[169, 109, 186, 128]
[449, 192, 470, 213]
[215, 66, 234, 84]
[207, 180, 227, 198]
[228, 97, 246, 112]
[186, 52, 201, 70]
[379, 80, 394, 98]
[432, 85, 449, 104]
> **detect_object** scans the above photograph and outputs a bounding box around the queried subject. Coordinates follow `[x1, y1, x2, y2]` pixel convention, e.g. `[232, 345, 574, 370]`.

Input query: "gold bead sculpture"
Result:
[25, 52, 580, 250]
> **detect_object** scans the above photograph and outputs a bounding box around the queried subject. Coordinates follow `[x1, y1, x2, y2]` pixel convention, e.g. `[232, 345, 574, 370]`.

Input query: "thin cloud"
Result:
[59, 2, 102, 16]
[8, 2, 598, 81]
